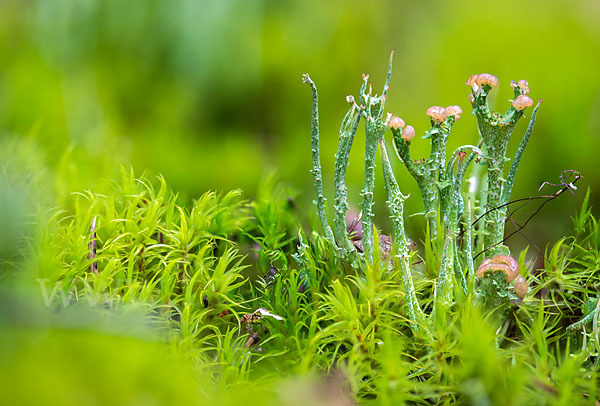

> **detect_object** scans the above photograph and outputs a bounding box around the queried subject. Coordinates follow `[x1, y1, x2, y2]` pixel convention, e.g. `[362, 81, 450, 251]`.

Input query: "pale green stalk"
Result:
[453, 240, 467, 297]
[435, 235, 454, 309]
[359, 52, 394, 262]
[392, 117, 458, 236]
[361, 116, 381, 262]
[333, 103, 361, 261]
[391, 135, 432, 220]
[380, 139, 424, 330]
[302, 73, 336, 245]
[465, 197, 475, 296]
[470, 83, 533, 255]
[501, 102, 541, 205]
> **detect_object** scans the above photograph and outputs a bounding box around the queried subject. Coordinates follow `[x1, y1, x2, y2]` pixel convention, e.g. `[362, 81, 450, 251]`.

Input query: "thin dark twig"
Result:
[502, 197, 543, 255]
[471, 170, 581, 259]
[413, 171, 581, 266]
[538, 169, 580, 196]
[507, 211, 542, 256]
[461, 170, 581, 237]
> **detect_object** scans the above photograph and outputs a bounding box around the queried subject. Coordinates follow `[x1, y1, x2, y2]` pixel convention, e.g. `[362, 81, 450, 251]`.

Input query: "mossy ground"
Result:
[1, 168, 599, 405]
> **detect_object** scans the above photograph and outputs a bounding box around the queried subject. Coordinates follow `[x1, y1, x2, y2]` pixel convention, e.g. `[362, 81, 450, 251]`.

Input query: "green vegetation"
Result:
[1, 1, 600, 404]
[2, 167, 599, 404]
[2, 58, 599, 404]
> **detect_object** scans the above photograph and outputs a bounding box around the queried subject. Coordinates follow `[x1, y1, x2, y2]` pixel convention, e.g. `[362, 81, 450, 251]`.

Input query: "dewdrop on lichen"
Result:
[512, 94, 534, 111]
[401, 125, 415, 141]
[426, 106, 447, 124]
[346, 95, 355, 104]
[477, 255, 519, 283]
[389, 115, 405, 130]
[446, 105, 462, 119]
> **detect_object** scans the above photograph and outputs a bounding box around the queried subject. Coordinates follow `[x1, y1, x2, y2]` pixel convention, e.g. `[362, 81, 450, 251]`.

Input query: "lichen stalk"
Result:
[469, 78, 532, 255]
[453, 239, 467, 297]
[392, 113, 460, 236]
[379, 49, 394, 111]
[478, 120, 514, 252]
[501, 101, 541, 206]
[361, 116, 386, 262]
[435, 234, 455, 309]
[465, 197, 475, 296]
[391, 134, 424, 182]
[380, 139, 424, 329]
[334, 102, 361, 260]
[440, 147, 480, 298]
[359, 54, 394, 262]
[421, 128, 449, 234]
[391, 134, 432, 216]
[302, 73, 336, 245]
[444, 146, 482, 232]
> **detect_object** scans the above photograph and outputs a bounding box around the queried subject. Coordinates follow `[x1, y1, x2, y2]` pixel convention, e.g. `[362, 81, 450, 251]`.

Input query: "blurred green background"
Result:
[1, 0, 599, 252]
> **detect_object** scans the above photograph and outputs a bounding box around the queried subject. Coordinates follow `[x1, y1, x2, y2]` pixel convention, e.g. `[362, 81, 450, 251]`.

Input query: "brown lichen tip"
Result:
[476, 254, 519, 283]
[518, 79, 529, 91]
[511, 79, 530, 95]
[389, 115, 406, 130]
[401, 125, 415, 141]
[476, 73, 498, 87]
[466, 74, 478, 86]
[426, 106, 447, 124]
[512, 94, 534, 111]
[446, 105, 463, 119]
[513, 275, 528, 300]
